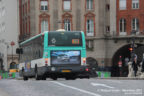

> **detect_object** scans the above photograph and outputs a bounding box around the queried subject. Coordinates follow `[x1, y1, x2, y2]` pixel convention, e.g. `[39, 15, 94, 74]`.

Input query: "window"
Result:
[106, 4, 110, 11]
[1, 6, 5, 16]
[132, 0, 139, 9]
[28, 0, 30, 12]
[40, 0, 48, 10]
[39, 13, 50, 33]
[106, 26, 110, 32]
[64, 19, 71, 31]
[28, 17, 30, 35]
[62, 13, 72, 31]
[132, 18, 139, 31]
[63, 0, 71, 10]
[86, 19, 94, 36]
[86, 0, 93, 10]
[86, 40, 94, 51]
[119, 0, 126, 10]
[41, 20, 48, 33]
[119, 18, 126, 32]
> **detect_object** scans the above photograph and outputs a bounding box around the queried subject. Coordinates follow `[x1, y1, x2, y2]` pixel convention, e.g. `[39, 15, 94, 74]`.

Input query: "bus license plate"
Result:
[62, 70, 71, 72]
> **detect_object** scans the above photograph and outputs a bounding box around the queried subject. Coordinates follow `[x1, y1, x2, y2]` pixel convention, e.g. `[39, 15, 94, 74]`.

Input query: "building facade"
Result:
[18, 0, 144, 76]
[18, 0, 108, 66]
[0, 0, 19, 71]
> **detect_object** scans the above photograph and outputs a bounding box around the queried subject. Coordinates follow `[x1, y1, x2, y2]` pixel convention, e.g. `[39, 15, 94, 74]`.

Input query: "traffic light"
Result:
[129, 47, 133, 51]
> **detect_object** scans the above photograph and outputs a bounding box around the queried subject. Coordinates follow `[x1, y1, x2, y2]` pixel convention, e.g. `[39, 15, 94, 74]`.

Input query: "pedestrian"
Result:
[141, 53, 144, 72]
[132, 54, 138, 77]
[125, 57, 129, 66]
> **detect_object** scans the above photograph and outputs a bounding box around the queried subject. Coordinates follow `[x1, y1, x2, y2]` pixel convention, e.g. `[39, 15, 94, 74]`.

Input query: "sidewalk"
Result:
[93, 77, 144, 80]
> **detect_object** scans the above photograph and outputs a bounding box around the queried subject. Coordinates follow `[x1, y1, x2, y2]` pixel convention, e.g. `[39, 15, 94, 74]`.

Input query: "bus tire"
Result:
[42, 75, 46, 80]
[23, 76, 28, 81]
[51, 77, 57, 80]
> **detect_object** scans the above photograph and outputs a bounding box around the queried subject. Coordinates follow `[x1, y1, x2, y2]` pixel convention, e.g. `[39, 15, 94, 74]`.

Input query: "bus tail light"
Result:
[86, 68, 89, 72]
[45, 58, 48, 66]
[83, 58, 86, 65]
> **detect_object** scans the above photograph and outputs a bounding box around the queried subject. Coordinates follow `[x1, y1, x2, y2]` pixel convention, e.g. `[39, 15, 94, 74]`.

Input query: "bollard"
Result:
[97, 72, 101, 77]
[0, 75, 1, 80]
[12, 73, 16, 78]
[5, 72, 8, 79]
[2, 73, 5, 79]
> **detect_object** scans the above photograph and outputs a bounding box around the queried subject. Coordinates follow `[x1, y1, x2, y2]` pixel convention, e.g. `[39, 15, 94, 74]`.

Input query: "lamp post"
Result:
[10, 41, 15, 63]
[131, 30, 136, 62]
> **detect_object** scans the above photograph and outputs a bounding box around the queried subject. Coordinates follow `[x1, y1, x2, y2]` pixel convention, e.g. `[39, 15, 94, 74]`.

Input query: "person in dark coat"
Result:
[132, 54, 138, 77]
[132, 60, 138, 77]
[141, 54, 144, 72]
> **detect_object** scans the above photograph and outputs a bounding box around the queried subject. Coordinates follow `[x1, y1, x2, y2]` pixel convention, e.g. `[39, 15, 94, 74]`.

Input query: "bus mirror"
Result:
[16, 48, 23, 54]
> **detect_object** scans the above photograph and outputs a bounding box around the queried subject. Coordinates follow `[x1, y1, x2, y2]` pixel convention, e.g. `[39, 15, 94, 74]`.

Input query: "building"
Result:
[18, 0, 108, 66]
[18, 0, 144, 76]
[0, 0, 19, 71]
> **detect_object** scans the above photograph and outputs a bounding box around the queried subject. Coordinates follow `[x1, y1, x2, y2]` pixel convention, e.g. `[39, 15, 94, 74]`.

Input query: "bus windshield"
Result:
[48, 32, 82, 46]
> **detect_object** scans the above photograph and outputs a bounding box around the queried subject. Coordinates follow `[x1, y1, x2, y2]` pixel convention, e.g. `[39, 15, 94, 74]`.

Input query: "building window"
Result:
[39, 13, 50, 33]
[106, 4, 110, 11]
[63, 0, 71, 11]
[119, 18, 126, 32]
[86, 40, 94, 51]
[64, 19, 71, 31]
[28, 0, 30, 12]
[85, 13, 95, 36]
[1, 6, 5, 16]
[41, 20, 48, 33]
[106, 26, 110, 32]
[23, 5, 24, 15]
[86, 0, 93, 10]
[119, 0, 126, 10]
[28, 17, 30, 35]
[132, 18, 139, 31]
[62, 13, 72, 31]
[40, 0, 48, 11]
[86, 19, 94, 36]
[132, 0, 139, 9]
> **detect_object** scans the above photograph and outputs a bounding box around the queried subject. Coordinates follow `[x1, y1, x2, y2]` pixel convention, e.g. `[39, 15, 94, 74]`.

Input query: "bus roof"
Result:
[20, 31, 84, 45]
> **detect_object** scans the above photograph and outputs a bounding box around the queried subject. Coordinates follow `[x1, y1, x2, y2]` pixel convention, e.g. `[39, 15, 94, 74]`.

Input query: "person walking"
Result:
[132, 54, 138, 77]
[141, 54, 144, 72]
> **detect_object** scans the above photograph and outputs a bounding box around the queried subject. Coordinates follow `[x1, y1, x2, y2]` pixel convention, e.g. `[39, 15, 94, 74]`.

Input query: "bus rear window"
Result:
[48, 32, 82, 46]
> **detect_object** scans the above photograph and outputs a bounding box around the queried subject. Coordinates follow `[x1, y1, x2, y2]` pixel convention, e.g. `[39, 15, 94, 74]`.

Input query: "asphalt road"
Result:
[0, 78, 143, 96]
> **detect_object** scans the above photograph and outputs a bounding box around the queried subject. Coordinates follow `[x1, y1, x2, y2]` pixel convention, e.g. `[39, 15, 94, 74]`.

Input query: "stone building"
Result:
[0, 0, 19, 71]
[18, 0, 144, 76]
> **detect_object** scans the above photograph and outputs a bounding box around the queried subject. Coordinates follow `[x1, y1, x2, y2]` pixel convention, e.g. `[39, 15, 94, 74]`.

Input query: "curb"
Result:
[92, 77, 144, 80]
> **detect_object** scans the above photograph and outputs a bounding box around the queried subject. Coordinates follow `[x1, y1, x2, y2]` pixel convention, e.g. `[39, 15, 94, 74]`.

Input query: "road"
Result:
[0, 78, 143, 96]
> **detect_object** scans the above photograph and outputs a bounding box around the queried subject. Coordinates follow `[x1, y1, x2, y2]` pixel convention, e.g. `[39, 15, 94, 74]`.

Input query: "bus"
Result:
[9, 62, 19, 73]
[18, 31, 89, 80]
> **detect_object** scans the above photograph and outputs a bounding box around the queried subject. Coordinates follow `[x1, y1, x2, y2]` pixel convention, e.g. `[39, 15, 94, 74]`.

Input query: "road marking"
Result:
[91, 83, 114, 89]
[106, 80, 122, 84]
[51, 81, 101, 96]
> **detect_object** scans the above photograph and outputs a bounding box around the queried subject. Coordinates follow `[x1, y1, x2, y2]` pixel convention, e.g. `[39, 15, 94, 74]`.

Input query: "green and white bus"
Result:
[18, 31, 89, 80]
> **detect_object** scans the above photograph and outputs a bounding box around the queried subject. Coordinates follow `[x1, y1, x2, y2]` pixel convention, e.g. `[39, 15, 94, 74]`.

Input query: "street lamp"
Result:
[130, 30, 136, 62]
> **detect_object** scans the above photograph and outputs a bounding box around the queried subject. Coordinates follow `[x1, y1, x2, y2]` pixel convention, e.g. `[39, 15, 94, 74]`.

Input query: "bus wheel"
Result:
[42, 76, 46, 80]
[23, 76, 28, 81]
[51, 77, 57, 80]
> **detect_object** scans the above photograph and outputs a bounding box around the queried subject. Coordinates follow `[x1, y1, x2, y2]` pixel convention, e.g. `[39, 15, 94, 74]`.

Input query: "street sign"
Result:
[11, 41, 15, 46]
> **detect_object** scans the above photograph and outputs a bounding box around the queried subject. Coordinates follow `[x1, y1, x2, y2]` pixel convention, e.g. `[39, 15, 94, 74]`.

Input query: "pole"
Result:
[12, 46, 13, 63]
